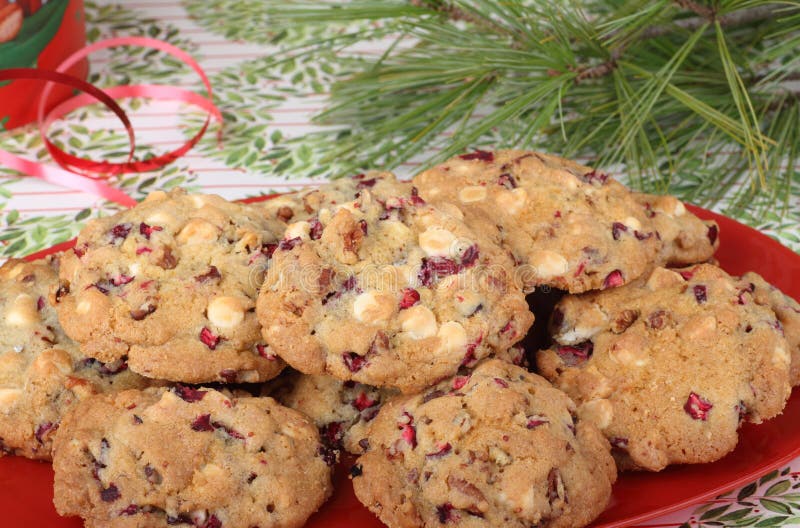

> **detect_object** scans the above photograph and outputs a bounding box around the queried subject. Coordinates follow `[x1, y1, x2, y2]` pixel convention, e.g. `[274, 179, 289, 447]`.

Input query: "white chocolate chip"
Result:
[352, 291, 395, 324]
[531, 250, 569, 279]
[489, 446, 512, 466]
[436, 321, 468, 354]
[435, 202, 464, 220]
[623, 216, 642, 231]
[7, 294, 39, 327]
[0, 388, 22, 408]
[76, 299, 92, 315]
[188, 194, 210, 208]
[399, 305, 438, 339]
[454, 291, 483, 317]
[646, 267, 685, 291]
[207, 296, 246, 328]
[418, 227, 457, 257]
[773, 345, 791, 367]
[284, 221, 311, 241]
[495, 188, 528, 215]
[6, 264, 24, 279]
[177, 218, 220, 245]
[145, 210, 175, 226]
[143, 190, 168, 203]
[458, 185, 487, 203]
[579, 399, 614, 430]
[674, 201, 686, 216]
[557, 325, 603, 345]
[609, 333, 649, 367]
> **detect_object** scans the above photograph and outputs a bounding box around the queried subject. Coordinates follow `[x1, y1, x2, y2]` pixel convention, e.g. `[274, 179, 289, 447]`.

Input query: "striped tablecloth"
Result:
[1, 2, 799, 526]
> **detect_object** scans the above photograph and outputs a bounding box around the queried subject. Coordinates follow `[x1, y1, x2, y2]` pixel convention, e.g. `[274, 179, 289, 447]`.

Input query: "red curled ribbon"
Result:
[0, 37, 222, 207]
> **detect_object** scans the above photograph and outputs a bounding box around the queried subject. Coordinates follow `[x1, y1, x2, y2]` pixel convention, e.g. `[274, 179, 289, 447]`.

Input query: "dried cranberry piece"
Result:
[196, 266, 221, 283]
[737, 283, 755, 305]
[425, 443, 452, 459]
[436, 503, 457, 523]
[684, 391, 713, 420]
[91, 281, 111, 294]
[579, 170, 608, 185]
[497, 173, 517, 189]
[120, 504, 139, 516]
[173, 385, 207, 403]
[278, 237, 302, 251]
[353, 392, 377, 411]
[399, 288, 420, 309]
[460, 337, 482, 368]
[139, 222, 163, 240]
[219, 369, 237, 383]
[73, 245, 87, 258]
[309, 218, 323, 240]
[358, 219, 369, 236]
[132, 415, 143, 425]
[678, 268, 695, 281]
[211, 420, 245, 440]
[493, 377, 509, 388]
[55, 283, 70, 303]
[343, 352, 368, 373]
[321, 421, 345, 447]
[707, 225, 718, 245]
[136, 246, 152, 255]
[199, 327, 221, 350]
[205, 515, 222, 528]
[398, 412, 417, 448]
[452, 375, 470, 390]
[526, 415, 549, 429]
[409, 186, 426, 206]
[35, 422, 57, 444]
[459, 150, 494, 162]
[356, 177, 377, 189]
[36, 296, 45, 311]
[634, 230, 652, 241]
[603, 270, 624, 289]
[555, 342, 593, 366]
[342, 276, 357, 291]
[111, 275, 134, 287]
[191, 414, 214, 432]
[611, 222, 628, 240]
[460, 245, 479, 268]
[647, 310, 667, 330]
[101, 484, 121, 502]
[110, 223, 132, 241]
[418, 257, 460, 287]
[261, 243, 278, 259]
[693, 285, 707, 304]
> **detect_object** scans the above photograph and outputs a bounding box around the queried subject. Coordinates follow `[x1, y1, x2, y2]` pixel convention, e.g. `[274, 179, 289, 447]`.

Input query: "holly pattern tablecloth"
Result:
[0, 2, 799, 526]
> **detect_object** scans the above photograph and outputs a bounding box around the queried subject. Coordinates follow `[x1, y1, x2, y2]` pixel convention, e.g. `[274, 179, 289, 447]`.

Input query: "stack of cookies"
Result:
[0, 150, 798, 528]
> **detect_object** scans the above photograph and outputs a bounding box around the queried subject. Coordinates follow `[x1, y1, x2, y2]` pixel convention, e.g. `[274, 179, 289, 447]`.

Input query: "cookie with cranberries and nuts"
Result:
[537, 264, 792, 471]
[0, 258, 155, 461]
[633, 192, 719, 267]
[52, 387, 333, 528]
[257, 171, 404, 227]
[740, 271, 800, 386]
[413, 150, 715, 293]
[256, 175, 534, 394]
[351, 359, 616, 528]
[54, 189, 286, 384]
[265, 370, 398, 456]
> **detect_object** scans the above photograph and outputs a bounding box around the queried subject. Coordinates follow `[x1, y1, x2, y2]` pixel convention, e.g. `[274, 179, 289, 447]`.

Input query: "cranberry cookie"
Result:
[413, 150, 716, 293]
[352, 359, 616, 528]
[266, 370, 397, 455]
[256, 174, 533, 393]
[537, 264, 791, 471]
[741, 271, 800, 385]
[633, 192, 719, 266]
[53, 387, 332, 528]
[0, 258, 153, 460]
[55, 189, 286, 384]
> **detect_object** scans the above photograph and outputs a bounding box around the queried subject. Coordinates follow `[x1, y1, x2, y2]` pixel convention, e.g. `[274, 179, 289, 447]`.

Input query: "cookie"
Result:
[633, 192, 719, 266]
[352, 359, 616, 528]
[266, 370, 397, 455]
[741, 271, 800, 385]
[55, 189, 286, 383]
[256, 173, 533, 393]
[258, 171, 402, 227]
[537, 264, 792, 471]
[413, 150, 715, 293]
[0, 258, 153, 460]
[53, 387, 333, 528]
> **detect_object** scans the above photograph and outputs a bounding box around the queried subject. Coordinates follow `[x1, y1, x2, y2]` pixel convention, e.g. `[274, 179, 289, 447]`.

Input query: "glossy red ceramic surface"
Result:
[3, 204, 799, 527]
